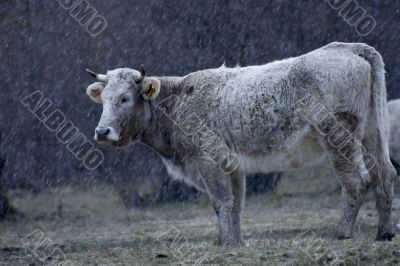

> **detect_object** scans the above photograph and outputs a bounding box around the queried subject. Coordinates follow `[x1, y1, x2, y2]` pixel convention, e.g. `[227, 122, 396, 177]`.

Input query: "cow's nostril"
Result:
[96, 127, 110, 136]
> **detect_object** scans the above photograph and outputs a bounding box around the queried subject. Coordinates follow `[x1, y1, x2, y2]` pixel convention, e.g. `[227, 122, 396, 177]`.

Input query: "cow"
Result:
[388, 99, 400, 174]
[85, 42, 396, 246]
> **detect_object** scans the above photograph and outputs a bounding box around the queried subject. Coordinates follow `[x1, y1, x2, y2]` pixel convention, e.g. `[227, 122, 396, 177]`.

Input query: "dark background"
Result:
[0, 0, 399, 192]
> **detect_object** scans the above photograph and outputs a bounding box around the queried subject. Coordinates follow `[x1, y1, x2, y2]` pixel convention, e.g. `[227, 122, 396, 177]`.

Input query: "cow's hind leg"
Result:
[363, 135, 396, 241]
[331, 141, 370, 239]
[315, 115, 371, 239]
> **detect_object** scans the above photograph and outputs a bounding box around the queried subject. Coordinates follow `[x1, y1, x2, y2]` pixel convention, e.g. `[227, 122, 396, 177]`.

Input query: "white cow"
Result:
[85, 42, 396, 245]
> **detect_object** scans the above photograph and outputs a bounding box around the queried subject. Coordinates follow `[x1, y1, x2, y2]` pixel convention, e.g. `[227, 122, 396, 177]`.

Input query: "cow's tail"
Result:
[352, 43, 397, 240]
[351, 43, 390, 157]
[351, 43, 397, 177]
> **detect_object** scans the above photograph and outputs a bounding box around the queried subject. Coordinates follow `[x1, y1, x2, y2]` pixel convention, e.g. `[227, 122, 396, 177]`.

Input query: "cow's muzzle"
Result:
[94, 127, 120, 142]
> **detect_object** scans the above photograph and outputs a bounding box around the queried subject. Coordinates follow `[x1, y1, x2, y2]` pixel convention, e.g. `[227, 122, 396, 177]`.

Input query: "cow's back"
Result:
[168, 43, 373, 172]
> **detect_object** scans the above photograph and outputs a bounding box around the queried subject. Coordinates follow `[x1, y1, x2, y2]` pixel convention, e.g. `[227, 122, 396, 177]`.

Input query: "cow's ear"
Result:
[86, 82, 105, 103]
[142, 77, 161, 100]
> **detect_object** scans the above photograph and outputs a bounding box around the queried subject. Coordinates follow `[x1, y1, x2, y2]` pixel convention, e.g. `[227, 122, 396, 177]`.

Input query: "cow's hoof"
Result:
[376, 232, 395, 241]
[338, 235, 351, 240]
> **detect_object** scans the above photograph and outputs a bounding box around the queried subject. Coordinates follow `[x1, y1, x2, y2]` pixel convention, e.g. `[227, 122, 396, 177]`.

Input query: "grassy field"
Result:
[1, 168, 400, 266]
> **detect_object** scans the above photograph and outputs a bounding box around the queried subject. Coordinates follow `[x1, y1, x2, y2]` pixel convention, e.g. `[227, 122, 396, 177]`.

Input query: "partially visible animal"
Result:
[84, 42, 396, 246]
[388, 99, 400, 174]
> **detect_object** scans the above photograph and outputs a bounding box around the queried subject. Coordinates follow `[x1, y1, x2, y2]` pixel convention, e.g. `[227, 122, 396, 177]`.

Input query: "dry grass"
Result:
[1, 168, 400, 265]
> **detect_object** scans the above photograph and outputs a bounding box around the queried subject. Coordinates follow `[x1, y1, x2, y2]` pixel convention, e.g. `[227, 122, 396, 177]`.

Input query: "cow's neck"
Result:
[140, 76, 185, 159]
[155, 76, 185, 99]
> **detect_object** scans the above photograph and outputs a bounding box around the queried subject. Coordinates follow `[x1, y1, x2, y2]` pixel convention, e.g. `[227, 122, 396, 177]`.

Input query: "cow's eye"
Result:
[121, 97, 129, 104]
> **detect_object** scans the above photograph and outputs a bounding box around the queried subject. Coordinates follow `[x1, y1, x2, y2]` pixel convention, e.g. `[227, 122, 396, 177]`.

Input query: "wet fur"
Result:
[88, 42, 396, 245]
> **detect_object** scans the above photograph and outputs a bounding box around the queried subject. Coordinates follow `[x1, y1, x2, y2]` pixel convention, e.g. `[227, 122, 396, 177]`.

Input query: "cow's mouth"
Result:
[96, 134, 109, 142]
[96, 128, 143, 148]
[112, 139, 127, 147]
[111, 134, 131, 147]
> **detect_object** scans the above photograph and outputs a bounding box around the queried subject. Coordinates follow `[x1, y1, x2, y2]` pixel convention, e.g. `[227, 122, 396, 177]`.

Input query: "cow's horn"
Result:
[140, 64, 146, 78]
[86, 69, 107, 82]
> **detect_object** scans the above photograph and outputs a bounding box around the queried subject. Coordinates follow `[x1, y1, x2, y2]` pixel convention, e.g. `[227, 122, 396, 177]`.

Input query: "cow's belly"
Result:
[238, 134, 328, 174]
[161, 158, 208, 192]
[162, 133, 328, 187]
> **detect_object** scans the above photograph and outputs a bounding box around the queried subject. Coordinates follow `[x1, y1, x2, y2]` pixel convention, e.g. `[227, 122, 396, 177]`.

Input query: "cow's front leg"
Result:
[200, 172, 234, 245]
[213, 201, 234, 246]
[231, 170, 245, 246]
[210, 180, 234, 247]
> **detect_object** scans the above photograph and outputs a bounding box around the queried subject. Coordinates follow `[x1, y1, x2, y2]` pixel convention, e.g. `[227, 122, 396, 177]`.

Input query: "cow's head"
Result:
[85, 66, 161, 147]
